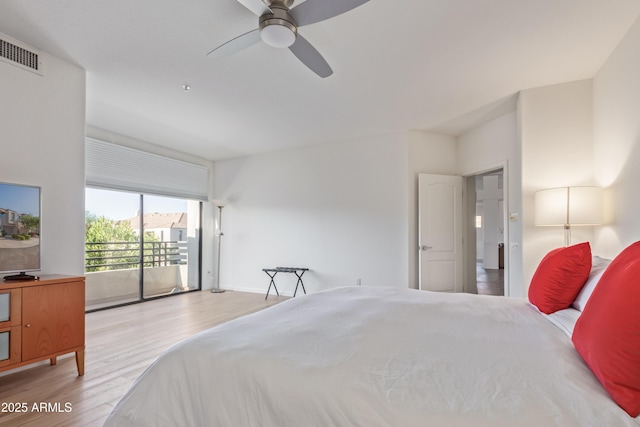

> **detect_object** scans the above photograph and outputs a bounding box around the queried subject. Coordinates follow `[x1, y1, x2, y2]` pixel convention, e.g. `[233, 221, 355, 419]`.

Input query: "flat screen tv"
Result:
[0, 182, 41, 280]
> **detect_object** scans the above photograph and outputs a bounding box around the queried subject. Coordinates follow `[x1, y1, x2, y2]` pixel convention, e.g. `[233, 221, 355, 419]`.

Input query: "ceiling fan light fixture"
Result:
[260, 23, 296, 48]
[259, 5, 298, 49]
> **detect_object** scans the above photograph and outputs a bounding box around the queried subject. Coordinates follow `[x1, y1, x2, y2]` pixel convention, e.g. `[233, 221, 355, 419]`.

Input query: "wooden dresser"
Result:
[0, 275, 85, 376]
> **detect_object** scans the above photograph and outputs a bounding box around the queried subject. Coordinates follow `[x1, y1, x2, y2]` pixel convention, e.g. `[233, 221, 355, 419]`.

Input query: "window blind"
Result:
[85, 138, 209, 200]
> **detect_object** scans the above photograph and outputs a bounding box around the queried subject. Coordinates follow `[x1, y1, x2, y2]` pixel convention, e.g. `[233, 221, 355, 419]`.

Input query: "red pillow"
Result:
[572, 241, 640, 417]
[528, 242, 592, 314]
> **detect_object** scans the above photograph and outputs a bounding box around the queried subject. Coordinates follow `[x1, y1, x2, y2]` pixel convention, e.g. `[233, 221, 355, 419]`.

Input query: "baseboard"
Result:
[220, 284, 297, 297]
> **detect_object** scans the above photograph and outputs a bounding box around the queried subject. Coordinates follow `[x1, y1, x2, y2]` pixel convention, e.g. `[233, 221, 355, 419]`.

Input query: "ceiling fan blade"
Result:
[236, 0, 272, 17]
[291, 0, 369, 27]
[207, 28, 262, 59]
[288, 34, 333, 78]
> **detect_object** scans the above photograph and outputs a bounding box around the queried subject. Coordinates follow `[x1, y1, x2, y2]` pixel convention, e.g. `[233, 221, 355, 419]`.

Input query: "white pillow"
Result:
[571, 256, 611, 312]
[546, 308, 581, 338]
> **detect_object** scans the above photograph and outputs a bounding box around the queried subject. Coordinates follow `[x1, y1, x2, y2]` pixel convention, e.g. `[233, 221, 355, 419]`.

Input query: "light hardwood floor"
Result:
[0, 290, 288, 427]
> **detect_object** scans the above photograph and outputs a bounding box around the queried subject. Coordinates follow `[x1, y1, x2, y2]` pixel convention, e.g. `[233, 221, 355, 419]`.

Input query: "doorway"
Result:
[470, 170, 505, 296]
[417, 169, 508, 295]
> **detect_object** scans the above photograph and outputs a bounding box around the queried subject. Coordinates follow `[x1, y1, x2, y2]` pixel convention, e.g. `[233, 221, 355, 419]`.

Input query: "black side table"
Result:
[262, 267, 309, 300]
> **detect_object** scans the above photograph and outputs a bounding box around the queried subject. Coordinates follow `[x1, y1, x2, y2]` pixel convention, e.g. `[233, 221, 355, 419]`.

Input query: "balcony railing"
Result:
[85, 241, 187, 272]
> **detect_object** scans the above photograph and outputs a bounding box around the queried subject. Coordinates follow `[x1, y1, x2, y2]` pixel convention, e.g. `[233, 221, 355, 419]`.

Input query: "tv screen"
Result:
[0, 182, 41, 278]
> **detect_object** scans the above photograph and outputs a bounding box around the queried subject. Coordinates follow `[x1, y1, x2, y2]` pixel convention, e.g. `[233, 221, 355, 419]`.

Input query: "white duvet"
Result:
[104, 287, 638, 427]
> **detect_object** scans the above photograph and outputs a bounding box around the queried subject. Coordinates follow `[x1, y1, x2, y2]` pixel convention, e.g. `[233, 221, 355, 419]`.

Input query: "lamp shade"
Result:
[534, 187, 603, 226]
[569, 187, 603, 225]
[535, 187, 568, 226]
[211, 199, 227, 208]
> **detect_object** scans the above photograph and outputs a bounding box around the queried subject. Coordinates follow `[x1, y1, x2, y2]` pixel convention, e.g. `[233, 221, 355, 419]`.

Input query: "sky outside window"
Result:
[85, 188, 187, 220]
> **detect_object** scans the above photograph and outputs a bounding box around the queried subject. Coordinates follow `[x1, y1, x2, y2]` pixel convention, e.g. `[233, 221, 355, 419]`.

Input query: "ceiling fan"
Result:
[208, 0, 369, 78]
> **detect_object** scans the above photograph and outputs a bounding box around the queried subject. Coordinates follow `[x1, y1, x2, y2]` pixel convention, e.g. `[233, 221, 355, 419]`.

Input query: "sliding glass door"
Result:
[85, 188, 202, 310]
[141, 194, 201, 298]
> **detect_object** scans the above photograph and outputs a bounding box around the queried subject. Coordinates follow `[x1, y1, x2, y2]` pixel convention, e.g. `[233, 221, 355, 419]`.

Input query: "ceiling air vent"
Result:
[0, 33, 43, 76]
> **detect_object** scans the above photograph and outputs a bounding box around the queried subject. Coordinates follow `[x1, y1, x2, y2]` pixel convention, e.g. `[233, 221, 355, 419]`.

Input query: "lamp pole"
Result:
[212, 202, 226, 293]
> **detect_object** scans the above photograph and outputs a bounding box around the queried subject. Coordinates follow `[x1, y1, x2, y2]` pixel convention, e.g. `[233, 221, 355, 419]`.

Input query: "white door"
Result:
[418, 174, 463, 292]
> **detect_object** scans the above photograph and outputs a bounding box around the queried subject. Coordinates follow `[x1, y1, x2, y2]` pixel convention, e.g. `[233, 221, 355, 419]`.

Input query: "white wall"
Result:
[516, 11, 640, 280]
[215, 133, 410, 295]
[212, 20, 640, 297]
[457, 111, 523, 296]
[0, 50, 86, 276]
[519, 80, 595, 289]
[214, 121, 524, 296]
[458, 112, 518, 176]
[593, 15, 640, 258]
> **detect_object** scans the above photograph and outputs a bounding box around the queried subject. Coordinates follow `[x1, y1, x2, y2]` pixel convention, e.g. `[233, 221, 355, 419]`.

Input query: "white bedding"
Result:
[104, 287, 638, 427]
[545, 307, 581, 338]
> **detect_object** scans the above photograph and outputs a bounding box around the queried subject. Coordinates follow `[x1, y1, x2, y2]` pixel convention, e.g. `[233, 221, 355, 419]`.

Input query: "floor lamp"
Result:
[211, 199, 226, 293]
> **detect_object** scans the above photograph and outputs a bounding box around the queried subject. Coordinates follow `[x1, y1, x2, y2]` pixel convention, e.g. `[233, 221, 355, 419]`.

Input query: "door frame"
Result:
[462, 161, 510, 296]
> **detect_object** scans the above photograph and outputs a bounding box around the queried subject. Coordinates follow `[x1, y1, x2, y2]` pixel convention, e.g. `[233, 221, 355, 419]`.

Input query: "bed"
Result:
[103, 251, 640, 427]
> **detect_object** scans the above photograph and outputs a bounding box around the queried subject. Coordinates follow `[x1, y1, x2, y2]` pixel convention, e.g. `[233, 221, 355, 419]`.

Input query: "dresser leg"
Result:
[76, 349, 85, 376]
[50, 357, 57, 365]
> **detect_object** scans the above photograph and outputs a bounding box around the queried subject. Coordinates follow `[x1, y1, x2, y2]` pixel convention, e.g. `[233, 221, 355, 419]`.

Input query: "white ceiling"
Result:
[1, 0, 639, 161]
